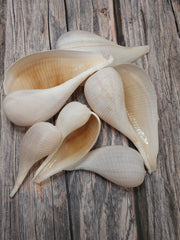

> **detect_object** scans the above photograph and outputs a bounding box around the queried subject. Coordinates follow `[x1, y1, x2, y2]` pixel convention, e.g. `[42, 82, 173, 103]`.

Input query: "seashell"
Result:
[3, 50, 112, 126]
[10, 122, 61, 197]
[73, 145, 146, 187]
[56, 30, 149, 66]
[33, 102, 101, 183]
[84, 66, 159, 173]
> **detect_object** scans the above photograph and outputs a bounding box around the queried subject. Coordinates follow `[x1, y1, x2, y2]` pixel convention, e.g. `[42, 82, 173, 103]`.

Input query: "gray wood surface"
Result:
[0, 0, 179, 239]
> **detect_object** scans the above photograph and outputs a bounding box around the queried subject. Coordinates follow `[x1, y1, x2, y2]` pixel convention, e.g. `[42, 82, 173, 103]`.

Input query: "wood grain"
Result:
[1, 1, 70, 240]
[119, 1, 180, 239]
[0, 0, 179, 240]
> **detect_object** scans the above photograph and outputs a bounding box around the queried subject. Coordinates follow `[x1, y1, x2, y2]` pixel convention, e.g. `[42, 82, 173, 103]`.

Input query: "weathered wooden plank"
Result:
[0, 0, 70, 239]
[0, 1, 8, 240]
[170, 0, 180, 37]
[47, 1, 72, 239]
[120, 0, 180, 239]
[48, 0, 67, 49]
[63, 0, 138, 239]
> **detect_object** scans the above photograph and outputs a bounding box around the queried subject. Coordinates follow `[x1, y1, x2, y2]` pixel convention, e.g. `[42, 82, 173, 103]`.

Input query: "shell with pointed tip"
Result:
[84, 66, 158, 173]
[33, 102, 101, 183]
[115, 64, 159, 172]
[10, 122, 61, 198]
[3, 50, 112, 126]
[56, 30, 149, 66]
[73, 145, 146, 187]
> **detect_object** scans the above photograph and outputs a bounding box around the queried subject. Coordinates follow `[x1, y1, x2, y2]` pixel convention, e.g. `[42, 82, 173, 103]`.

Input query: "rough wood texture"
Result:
[0, 0, 179, 240]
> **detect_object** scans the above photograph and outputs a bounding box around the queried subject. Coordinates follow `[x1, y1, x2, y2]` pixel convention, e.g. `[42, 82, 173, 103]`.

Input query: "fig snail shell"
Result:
[3, 50, 112, 126]
[56, 30, 149, 66]
[84, 66, 159, 173]
[10, 122, 61, 197]
[73, 145, 146, 187]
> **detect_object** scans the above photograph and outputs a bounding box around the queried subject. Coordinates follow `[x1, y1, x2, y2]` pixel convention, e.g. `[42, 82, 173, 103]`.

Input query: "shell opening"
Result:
[5, 51, 106, 93]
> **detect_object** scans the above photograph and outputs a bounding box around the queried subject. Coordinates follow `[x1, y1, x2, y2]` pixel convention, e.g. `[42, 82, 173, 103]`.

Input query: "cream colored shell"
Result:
[56, 30, 149, 66]
[3, 50, 112, 126]
[74, 145, 146, 187]
[10, 122, 61, 197]
[84, 66, 158, 172]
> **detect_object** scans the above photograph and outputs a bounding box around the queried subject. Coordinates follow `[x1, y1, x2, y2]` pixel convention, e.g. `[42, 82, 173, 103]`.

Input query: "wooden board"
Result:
[0, 0, 179, 239]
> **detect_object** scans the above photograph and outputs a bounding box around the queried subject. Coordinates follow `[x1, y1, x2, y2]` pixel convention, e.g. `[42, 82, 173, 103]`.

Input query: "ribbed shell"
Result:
[10, 122, 61, 197]
[74, 145, 146, 187]
[56, 30, 149, 66]
[3, 51, 112, 126]
[84, 66, 159, 172]
[4, 50, 107, 93]
[115, 64, 159, 172]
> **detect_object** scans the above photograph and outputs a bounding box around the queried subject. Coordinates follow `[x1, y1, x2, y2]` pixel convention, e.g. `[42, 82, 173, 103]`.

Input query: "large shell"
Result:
[73, 145, 146, 187]
[56, 30, 149, 66]
[3, 50, 112, 126]
[33, 102, 101, 183]
[84, 66, 159, 172]
[10, 122, 61, 197]
[115, 64, 159, 172]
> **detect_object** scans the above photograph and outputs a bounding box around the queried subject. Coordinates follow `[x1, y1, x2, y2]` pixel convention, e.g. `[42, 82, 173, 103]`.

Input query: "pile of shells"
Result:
[3, 31, 159, 198]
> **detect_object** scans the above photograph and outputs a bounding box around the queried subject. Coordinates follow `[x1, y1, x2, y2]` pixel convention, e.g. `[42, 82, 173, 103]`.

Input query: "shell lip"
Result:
[3, 50, 113, 95]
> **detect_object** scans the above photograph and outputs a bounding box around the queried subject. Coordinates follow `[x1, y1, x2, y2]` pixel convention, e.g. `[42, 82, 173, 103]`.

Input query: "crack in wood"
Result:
[47, 0, 52, 50]
[65, 172, 74, 240]
[10, 0, 16, 59]
[51, 180, 56, 240]
[133, 187, 146, 240]
[140, 8, 148, 45]
[169, 0, 180, 37]
[64, 0, 69, 32]
[112, 0, 125, 45]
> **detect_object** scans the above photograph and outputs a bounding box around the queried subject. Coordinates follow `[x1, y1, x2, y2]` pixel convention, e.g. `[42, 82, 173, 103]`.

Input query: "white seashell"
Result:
[3, 50, 112, 126]
[73, 145, 146, 187]
[84, 66, 159, 173]
[33, 102, 101, 183]
[115, 64, 159, 172]
[10, 122, 61, 197]
[56, 30, 149, 66]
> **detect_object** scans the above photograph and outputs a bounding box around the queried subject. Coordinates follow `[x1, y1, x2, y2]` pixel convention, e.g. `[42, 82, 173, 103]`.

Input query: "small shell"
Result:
[10, 122, 61, 197]
[56, 30, 149, 66]
[3, 50, 112, 126]
[84, 66, 159, 173]
[56, 101, 92, 139]
[33, 102, 101, 183]
[73, 145, 146, 187]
